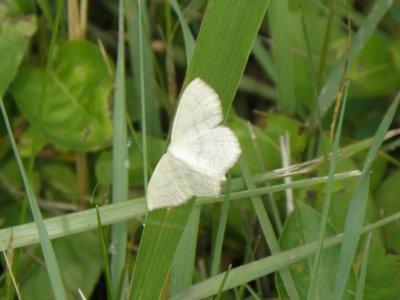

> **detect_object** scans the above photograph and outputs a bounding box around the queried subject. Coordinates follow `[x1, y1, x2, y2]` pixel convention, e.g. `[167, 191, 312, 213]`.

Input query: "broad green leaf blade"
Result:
[0, 13, 36, 95]
[268, 0, 295, 113]
[11, 40, 113, 152]
[130, 0, 269, 298]
[129, 205, 193, 299]
[185, 0, 270, 116]
[110, 1, 129, 297]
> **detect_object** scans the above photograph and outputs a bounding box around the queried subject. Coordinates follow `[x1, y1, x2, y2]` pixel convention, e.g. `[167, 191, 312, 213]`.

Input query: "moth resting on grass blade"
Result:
[146, 78, 241, 211]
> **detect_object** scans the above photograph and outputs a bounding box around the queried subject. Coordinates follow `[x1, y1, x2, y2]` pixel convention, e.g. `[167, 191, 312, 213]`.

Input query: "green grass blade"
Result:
[96, 206, 114, 300]
[251, 37, 277, 82]
[129, 204, 194, 299]
[129, 0, 269, 298]
[170, 0, 195, 64]
[110, 1, 129, 296]
[209, 173, 232, 277]
[185, 1, 269, 116]
[170, 211, 400, 300]
[215, 264, 232, 300]
[295, 0, 317, 98]
[125, 0, 161, 135]
[333, 93, 400, 300]
[307, 81, 349, 299]
[137, 0, 149, 192]
[318, 0, 395, 118]
[172, 238, 314, 300]
[240, 158, 299, 300]
[169, 207, 201, 295]
[355, 233, 372, 300]
[333, 173, 370, 300]
[0, 98, 67, 300]
[316, 0, 337, 89]
[268, 0, 295, 114]
[0, 240, 21, 299]
[246, 122, 283, 233]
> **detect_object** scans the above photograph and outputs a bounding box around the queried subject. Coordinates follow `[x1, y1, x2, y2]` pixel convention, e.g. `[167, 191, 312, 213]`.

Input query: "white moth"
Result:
[146, 78, 241, 211]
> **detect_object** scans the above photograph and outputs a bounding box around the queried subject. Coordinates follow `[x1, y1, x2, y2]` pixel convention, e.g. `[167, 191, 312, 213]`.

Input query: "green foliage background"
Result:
[0, 0, 399, 299]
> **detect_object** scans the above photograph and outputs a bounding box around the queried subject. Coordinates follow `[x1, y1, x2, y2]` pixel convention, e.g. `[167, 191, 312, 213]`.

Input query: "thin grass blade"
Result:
[355, 233, 372, 300]
[0, 98, 67, 300]
[317, 0, 395, 118]
[333, 93, 400, 300]
[307, 81, 349, 299]
[171, 211, 400, 300]
[170, 0, 195, 64]
[268, 0, 295, 114]
[240, 158, 299, 300]
[209, 173, 233, 276]
[110, 1, 129, 297]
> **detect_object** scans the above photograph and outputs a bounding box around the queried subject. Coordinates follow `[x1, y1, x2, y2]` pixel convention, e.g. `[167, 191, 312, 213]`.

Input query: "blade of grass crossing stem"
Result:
[169, 2, 198, 294]
[172, 210, 400, 300]
[268, 0, 295, 114]
[0, 170, 361, 253]
[126, 0, 161, 136]
[355, 233, 372, 300]
[171, 213, 400, 299]
[170, 228, 347, 300]
[215, 265, 232, 300]
[129, 0, 269, 298]
[0, 98, 67, 300]
[307, 81, 349, 300]
[96, 206, 114, 300]
[210, 173, 233, 276]
[333, 93, 400, 300]
[170, 0, 195, 64]
[317, 0, 395, 119]
[110, 1, 128, 297]
[240, 158, 299, 300]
